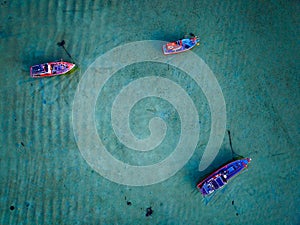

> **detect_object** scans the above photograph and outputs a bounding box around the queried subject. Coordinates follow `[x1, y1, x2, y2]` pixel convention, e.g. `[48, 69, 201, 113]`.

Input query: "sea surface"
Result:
[0, 0, 299, 224]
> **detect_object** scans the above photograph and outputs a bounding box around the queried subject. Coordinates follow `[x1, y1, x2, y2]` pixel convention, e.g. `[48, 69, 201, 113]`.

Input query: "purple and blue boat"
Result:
[30, 60, 76, 78]
[197, 158, 251, 196]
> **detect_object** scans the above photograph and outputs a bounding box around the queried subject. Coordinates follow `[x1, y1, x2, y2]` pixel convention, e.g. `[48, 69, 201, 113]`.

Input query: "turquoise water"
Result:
[0, 0, 299, 224]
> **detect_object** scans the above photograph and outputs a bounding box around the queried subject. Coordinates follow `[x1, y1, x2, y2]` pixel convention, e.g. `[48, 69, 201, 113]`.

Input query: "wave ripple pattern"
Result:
[72, 40, 226, 186]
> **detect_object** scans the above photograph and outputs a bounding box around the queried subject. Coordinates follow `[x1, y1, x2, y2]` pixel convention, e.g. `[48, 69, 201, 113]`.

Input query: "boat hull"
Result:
[30, 61, 76, 78]
[162, 37, 199, 55]
[197, 158, 251, 196]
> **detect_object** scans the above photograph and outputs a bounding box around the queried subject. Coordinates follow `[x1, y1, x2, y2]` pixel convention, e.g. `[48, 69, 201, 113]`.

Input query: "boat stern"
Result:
[162, 44, 173, 55]
[30, 64, 49, 78]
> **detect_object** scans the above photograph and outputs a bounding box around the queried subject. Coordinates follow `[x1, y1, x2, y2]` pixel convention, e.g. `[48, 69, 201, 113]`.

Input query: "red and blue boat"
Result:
[197, 158, 251, 196]
[162, 35, 200, 55]
[30, 60, 76, 78]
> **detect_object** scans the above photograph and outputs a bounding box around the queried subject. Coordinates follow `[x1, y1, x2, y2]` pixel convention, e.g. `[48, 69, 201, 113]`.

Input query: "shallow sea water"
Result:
[0, 0, 299, 224]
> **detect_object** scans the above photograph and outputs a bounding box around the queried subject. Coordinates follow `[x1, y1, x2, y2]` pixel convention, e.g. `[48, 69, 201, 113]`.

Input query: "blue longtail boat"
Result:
[197, 158, 251, 196]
